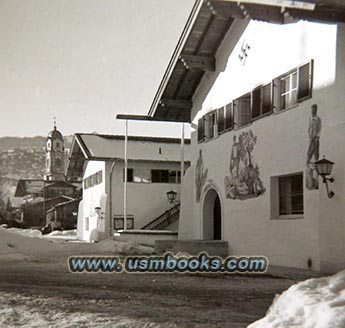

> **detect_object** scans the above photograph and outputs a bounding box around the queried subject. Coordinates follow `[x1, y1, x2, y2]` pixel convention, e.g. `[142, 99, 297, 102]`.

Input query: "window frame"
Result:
[234, 92, 252, 129]
[151, 169, 181, 183]
[196, 60, 313, 142]
[271, 172, 304, 220]
[204, 110, 218, 141]
[113, 215, 134, 230]
[123, 168, 134, 183]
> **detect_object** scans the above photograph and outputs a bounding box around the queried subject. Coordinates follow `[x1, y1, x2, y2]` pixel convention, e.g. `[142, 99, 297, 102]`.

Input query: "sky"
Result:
[0, 0, 194, 138]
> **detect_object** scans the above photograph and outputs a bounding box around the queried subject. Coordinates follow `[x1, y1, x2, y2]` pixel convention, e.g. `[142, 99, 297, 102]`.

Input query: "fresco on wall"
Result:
[306, 104, 321, 190]
[195, 150, 208, 203]
[224, 130, 265, 200]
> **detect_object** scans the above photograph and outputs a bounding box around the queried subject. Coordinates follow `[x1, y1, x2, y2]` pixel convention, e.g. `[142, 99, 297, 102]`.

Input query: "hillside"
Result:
[0, 136, 73, 206]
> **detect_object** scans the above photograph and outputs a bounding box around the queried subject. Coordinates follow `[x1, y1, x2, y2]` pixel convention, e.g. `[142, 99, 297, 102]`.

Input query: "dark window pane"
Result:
[208, 112, 216, 139]
[197, 118, 204, 142]
[225, 104, 233, 130]
[217, 107, 225, 133]
[262, 83, 272, 114]
[279, 173, 304, 216]
[151, 170, 169, 183]
[124, 168, 133, 182]
[252, 86, 262, 119]
[168, 171, 176, 183]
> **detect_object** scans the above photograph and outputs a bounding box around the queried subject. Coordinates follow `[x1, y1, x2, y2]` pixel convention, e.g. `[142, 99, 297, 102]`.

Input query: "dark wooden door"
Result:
[213, 195, 221, 240]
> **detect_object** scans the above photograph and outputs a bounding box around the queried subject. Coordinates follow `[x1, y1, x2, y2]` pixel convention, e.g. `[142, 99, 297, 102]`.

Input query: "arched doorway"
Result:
[202, 188, 222, 240]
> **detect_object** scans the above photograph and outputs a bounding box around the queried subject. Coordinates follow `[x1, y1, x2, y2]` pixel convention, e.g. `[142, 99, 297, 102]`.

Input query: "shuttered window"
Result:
[217, 107, 225, 133]
[225, 103, 233, 130]
[197, 117, 205, 143]
[274, 60, 313, 111]
[262, 83, 273, 114]
[251, 86, 262, 120]
[297, 61, 313, 101]
[208, 111, 217, 139]
[234, 94, 251, 128]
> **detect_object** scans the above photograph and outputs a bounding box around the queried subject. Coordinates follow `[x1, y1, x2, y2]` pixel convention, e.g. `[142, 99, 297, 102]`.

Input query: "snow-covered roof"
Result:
[66, 133, 191, 178]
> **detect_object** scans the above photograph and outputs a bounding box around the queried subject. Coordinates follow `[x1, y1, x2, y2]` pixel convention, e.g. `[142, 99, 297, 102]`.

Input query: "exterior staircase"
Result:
[141, 203, 180, 230]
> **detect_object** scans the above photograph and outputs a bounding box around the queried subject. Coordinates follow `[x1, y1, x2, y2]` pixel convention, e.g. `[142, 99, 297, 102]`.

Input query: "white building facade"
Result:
[66, 134, 190, 242]
[180, 20, 345, 272]
[120, 1, 345, 272]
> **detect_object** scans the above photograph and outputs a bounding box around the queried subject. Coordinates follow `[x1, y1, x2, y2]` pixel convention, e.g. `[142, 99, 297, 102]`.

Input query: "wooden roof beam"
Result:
[179, 54, 216, 72]
[159, 99, 192, 110]
[287, 7, 345, 23]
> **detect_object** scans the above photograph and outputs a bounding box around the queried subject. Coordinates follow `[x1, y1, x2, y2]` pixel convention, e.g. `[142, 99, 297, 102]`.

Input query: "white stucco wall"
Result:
[180, 20, 345, 271]
[79, 160, 107, 242]
[78, 138, 190, 241]
[110, 161, 183, 229]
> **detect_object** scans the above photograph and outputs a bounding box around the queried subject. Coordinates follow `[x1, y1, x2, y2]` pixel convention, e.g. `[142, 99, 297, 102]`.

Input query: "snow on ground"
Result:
[0, 226, 154, 261]
[248, 270, 345, 328]
[47, 229, 77, 237]
[0, 291, 176, 328]
[7, 227, 43, 238]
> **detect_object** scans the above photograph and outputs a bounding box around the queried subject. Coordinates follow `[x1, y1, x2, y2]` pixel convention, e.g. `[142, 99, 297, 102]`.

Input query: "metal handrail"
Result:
[142, 203, 180, 230]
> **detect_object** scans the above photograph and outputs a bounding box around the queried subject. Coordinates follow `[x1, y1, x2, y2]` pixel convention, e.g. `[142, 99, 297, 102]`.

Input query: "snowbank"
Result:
[248, 270, 345, 328]
[0, 227, 154, 261]
[7, 227, 42, 238]
[47, 229, 77, 237]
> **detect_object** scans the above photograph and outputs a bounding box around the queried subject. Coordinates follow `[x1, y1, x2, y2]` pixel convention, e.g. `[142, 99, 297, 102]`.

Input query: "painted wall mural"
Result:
[195, 150, 208, 203]
[306, 104, 321, 190]
[224, 130, 265, 200]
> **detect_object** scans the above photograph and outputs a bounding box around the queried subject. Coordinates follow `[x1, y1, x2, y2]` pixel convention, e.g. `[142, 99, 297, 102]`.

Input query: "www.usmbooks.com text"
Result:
[68, 253, 268, 273]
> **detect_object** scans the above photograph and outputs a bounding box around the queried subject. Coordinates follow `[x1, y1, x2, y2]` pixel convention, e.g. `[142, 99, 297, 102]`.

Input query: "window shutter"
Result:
[297, 60, 313, 102]
[251, 86, 262, 119]
[241, 96, 251, 126]
[225, 103, 233, 130]
[204, 114, 210, 140]
[197, 117, 205, 143]
[217, 107, 225, 133]
[235, 94, 251, 127]
[233, 100, 239, 128]
[262, 82, 273, 114]
[272, 77, 282, 111]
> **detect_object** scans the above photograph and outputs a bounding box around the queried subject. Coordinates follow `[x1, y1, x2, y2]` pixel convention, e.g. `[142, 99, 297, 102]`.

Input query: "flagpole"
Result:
[181, 123, 185, 185]
[124, 119, 128, 231]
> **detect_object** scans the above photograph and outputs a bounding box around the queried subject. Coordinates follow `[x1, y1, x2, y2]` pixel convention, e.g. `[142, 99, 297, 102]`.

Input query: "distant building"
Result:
[14, 123, 81, 228]
[66, 133, 190, 242]
[46, 198, 81, 231]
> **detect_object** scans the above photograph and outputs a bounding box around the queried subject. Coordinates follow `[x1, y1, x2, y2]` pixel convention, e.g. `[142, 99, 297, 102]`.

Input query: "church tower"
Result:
[44, 119, 65, 182]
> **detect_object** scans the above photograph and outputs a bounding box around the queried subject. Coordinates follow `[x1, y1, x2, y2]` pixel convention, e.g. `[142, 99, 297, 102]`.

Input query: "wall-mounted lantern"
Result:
[166, 190, 178, 204]
[95, 206, 102, 215]
[314, 157, 335, 198]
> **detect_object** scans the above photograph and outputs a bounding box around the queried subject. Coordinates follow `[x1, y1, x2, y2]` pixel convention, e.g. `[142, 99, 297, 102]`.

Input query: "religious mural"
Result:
[195, 150, 208, 203]
[224, 130, 265, 200]
[306, 104, 321, 190]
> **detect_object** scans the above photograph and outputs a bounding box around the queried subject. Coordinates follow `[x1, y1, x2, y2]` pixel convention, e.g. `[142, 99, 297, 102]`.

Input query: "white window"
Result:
[274, 60, 313, 111]
[271, 173, 304, 219]
[280, 70, 298, 110]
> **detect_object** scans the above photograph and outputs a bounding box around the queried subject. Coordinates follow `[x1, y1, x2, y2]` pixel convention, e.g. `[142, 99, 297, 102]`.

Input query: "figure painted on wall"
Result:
[306, 104, 322, 190]
[195, 149, 208, 202]
[225, 130, 265, 200]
